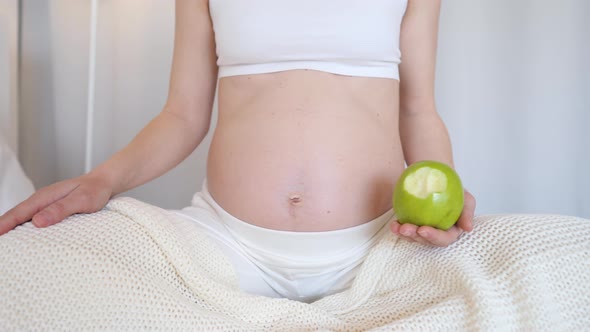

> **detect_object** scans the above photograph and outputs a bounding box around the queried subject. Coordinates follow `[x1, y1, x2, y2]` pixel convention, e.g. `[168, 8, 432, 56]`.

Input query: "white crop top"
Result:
[209, 0, 408, 80]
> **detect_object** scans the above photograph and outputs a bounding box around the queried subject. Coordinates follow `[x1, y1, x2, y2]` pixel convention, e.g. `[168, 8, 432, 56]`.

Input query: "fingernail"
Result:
[418, 229, 428, 238]
[401, 229, 412, 236]
[33, 214, 48, 227]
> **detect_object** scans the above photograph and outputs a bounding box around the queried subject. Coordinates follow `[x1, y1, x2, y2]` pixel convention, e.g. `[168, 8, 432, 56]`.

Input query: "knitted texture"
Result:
[1, 197, 588, 331]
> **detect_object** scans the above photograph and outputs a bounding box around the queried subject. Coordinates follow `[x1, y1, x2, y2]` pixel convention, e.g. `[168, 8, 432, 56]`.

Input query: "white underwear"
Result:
[172, 181, 394, 303]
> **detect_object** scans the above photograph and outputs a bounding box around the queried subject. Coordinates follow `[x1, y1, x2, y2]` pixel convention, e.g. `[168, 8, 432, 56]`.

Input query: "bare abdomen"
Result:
[206, 71, 404, 231]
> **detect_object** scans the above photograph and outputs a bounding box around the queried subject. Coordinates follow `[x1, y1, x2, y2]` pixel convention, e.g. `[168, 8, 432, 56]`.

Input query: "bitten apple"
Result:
[393, 161, 464, 230]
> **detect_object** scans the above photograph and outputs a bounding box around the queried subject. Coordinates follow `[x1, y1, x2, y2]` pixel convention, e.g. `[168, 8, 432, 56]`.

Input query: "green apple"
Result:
[393, 160, 464, 230]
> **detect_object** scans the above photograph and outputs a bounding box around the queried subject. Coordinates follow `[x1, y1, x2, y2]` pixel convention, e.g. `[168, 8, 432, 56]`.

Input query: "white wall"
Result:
[436, 1, 590, 217]
[0, 0, 18, 151]
[18, 0, 590, 217]
[19, 0, 89, 189]
[90, 0, 215, 207]
[19, 0, 210, 208]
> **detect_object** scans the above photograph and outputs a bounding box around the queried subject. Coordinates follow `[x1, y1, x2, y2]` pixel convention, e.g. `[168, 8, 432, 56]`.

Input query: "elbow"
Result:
[196, 120, 211, 141]
[162, 104, 213, 143]
[185, 114, 213, 146]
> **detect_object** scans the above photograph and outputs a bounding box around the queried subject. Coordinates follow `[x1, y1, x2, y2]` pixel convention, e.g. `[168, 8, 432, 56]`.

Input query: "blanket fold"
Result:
[1, 197, 588, 331]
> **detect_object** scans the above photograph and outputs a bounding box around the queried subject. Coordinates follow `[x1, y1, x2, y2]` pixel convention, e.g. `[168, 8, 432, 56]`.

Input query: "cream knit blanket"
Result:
[1, 197, 589, 331]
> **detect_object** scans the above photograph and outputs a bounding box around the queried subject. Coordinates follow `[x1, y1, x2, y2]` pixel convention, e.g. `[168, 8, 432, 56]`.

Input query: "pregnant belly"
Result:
[206, 104, 405, 232]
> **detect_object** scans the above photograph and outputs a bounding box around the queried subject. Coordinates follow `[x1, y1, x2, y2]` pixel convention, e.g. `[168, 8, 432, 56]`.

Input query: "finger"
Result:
[0, 182, 80, 234]
[0, 191, 58, 235]
[405, 231, 432, 245]
[398, 223, 422, 241]
[32, 188, 90, 227]
[457, 190, 476, 232]
[417, 225, 463, 247]
[391, 222, 434, 245]
[390, 220, 401, 235]
[0, 210, 29, 236]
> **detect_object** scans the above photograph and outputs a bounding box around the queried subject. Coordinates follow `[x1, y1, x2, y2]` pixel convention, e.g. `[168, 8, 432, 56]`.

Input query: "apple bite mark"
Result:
[404, 167, 448, 199]
[393, 160, 464, 231]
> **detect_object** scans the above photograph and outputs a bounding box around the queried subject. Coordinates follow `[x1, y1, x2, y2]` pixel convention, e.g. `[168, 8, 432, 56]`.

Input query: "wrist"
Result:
[400, 113, 454, 169]
[87, 161, 129, 196]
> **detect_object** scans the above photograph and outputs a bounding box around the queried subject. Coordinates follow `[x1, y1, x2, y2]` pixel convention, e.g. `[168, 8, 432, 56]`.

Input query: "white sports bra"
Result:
[209, 0, 408, 80]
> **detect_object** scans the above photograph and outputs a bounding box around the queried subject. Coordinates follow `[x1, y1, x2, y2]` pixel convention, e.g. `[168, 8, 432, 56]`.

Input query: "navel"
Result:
[289, 194, 303, 205]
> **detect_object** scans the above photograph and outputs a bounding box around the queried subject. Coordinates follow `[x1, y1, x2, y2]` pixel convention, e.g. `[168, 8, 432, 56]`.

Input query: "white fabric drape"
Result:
[18, 0, 590, 217]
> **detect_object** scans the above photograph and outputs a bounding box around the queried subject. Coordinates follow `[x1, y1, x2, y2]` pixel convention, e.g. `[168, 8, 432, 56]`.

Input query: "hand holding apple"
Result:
[390, 161, 476, 247]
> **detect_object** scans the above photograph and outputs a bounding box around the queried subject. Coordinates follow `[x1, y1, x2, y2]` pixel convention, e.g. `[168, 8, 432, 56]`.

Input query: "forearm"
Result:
[399, 108, 454, 168]
[90, 108, 211, 196]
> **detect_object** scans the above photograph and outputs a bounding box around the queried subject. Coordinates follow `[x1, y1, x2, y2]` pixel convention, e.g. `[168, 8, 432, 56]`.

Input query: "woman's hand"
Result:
[390, 190, 476, 247]
[0, 173, 114, 236]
